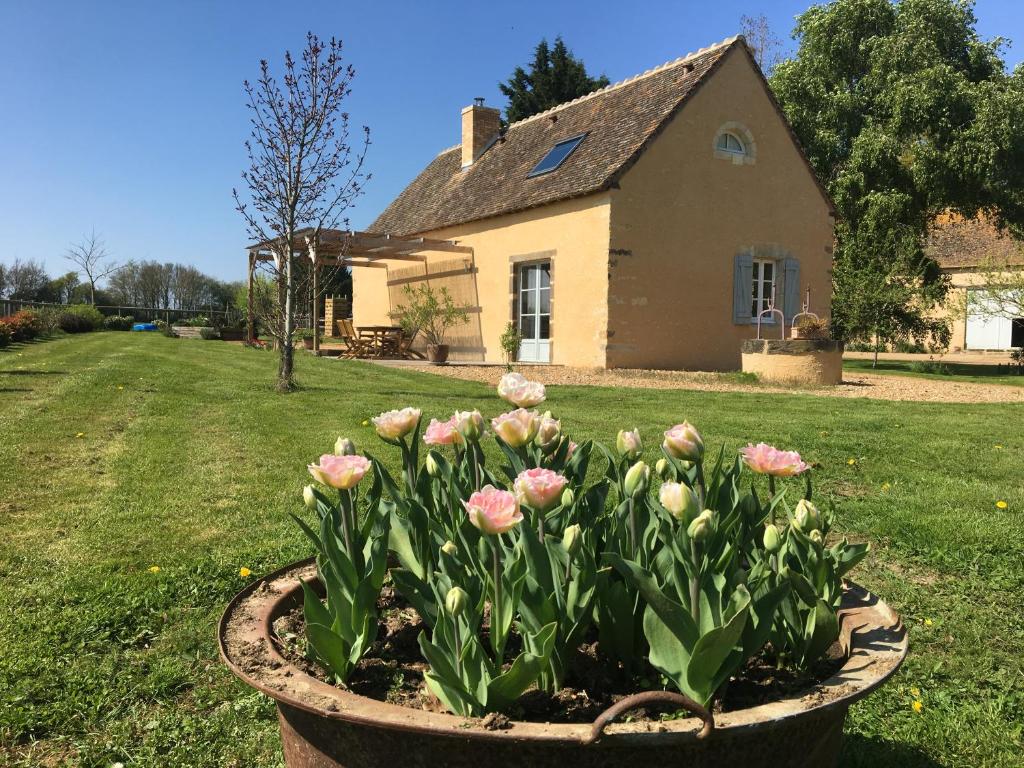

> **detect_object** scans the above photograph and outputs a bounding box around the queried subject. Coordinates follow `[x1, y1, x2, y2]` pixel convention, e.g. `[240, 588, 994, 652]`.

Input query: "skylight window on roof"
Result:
[528, 134, 586, 177]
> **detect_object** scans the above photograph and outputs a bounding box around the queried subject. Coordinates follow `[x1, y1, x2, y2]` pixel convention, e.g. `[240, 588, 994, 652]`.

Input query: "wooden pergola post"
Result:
[307, 236, 320, 355]
[246, 251, 256, 343]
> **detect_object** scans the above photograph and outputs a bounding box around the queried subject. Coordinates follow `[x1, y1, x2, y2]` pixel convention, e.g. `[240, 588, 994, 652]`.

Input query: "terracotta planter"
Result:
[426, 344, 449, 364]
[220, 559, 907, 768]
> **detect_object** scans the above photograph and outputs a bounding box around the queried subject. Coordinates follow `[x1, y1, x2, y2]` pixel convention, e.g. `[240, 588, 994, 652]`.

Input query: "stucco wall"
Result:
[351, 194, 611, 366]
[606, 46, 835, 371]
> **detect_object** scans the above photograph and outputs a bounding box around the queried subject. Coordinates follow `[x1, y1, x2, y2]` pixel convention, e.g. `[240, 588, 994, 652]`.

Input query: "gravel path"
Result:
[395, 364, 1024, 404]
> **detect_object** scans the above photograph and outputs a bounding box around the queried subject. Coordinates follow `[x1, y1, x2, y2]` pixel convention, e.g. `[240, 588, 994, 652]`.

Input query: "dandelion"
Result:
[912, 700, 923, 714]
[117, 385, 124, 390]
[881, 482, 891, 491]
[996, 500, 1008, 510]
[847, 458, 857, 466]
[361, 419, 370, 426]
[239, 567, 252, 578]
[148, 565, 161, 573]
[910, 687, 921, 698]
[924, 618, 933, 627]
[76, 432, 85, 438]
[994, 444, 1004, 450]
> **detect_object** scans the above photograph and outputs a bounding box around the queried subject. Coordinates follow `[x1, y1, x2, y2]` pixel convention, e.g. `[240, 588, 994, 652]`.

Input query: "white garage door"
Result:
[966, 291, 1016, 350]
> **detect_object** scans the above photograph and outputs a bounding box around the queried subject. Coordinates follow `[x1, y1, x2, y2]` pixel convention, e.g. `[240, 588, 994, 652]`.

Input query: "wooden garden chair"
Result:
[337, 318, 373, 359]
[397, 328, 426, 360]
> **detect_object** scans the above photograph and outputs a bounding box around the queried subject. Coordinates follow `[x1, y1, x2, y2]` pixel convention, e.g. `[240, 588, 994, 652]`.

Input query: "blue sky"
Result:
[1, 0, 1022, 282]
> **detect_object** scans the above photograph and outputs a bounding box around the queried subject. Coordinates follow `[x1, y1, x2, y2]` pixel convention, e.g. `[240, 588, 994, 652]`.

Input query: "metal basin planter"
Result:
[220, 559, 907, 768]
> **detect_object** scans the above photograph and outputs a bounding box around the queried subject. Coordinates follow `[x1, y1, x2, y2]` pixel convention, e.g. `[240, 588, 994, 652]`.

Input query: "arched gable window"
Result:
[713, 123, 757, 165]
[716, 132, 746, 155]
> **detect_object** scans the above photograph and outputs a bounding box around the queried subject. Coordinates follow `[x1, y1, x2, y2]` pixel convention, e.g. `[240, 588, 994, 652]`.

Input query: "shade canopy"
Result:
[246, 228, 472, 270]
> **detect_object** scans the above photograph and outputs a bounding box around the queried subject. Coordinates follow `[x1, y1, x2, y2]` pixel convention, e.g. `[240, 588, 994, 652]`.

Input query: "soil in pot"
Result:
[268, 584, 847, 724]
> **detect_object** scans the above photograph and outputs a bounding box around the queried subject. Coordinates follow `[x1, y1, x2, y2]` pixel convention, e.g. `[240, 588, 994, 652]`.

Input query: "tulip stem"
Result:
[695, 461, 707, 509]
[452, 614, 463, 679]
[538, 508, 545, 540]
[627, 496, 638, 560]
[690, 540, 701, 626]
[768, 475, 777, 528]
[339, 490, 355, 563]
[491, 538, 504, 661]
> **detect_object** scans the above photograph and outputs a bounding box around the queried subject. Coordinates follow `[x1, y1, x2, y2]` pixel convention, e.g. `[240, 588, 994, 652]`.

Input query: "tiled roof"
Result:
[370, 38, 744, 236]
[928, 214, 1024, 269]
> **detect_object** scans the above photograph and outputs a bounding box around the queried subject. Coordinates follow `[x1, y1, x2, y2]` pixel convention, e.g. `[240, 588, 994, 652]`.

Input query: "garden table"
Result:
[356, 325, 403, 358]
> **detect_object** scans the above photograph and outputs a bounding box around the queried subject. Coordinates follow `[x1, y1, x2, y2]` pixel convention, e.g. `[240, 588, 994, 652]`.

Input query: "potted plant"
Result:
[298, 329, 317, 350]
[391, 284, 468, 364]
[791, 316, 830, 340]
[500, 320, 523, 372]
[221, 378, 907, 768]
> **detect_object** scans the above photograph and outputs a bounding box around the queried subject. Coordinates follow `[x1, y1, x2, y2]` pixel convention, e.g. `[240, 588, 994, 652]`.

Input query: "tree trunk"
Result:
[278, 244, 296, 392]
[89, 280, 96, 305]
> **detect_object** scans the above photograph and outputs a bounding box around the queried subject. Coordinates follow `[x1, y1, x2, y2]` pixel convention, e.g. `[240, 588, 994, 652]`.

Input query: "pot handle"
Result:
[584, 691, 715, 744]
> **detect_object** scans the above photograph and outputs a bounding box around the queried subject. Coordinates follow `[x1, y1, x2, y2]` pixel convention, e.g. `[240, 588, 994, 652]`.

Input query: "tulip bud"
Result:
[659, 481, 699, 522]
[535, 411, 561, 453]
[763, 524, 781, 553]
[445, 586, 469, 618]
[334, 437, 356, 456]
[655, 458, 670, 480]
[454, 410, 484, 442]
[793, 498, 822, 533]
[562, 524, 582, 556]
[426, 452, 441, 478]
[561, 487, 575, 507]
[616, 428, 643, 460]
[623, 461, 650, 498]
[687, 509, 716, 542]
[663, 422, 704, 463]
[440, 540, 458, 557]
[809, 529, 824, 546]
[302, 484, 318, 510]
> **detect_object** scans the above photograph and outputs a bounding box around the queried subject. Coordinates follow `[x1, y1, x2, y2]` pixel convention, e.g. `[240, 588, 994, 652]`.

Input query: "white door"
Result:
[517, 263, 551, 363]
[966, 290, 1016, 350]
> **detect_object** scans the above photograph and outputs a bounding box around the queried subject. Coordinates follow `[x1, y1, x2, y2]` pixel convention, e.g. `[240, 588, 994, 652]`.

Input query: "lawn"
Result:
[844, 358, 1024, 387]
[1, 333, 1021, 767]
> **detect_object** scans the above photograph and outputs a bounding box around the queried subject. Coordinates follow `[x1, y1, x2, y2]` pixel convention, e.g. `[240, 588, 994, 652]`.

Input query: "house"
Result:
[928, 214, 1024, 351]
[353, 36, 835, 370]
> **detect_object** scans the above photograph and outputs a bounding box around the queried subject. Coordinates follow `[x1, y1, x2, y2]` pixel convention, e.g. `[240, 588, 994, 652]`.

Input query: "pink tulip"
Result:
[535, 411, 561, 451]
[453, 409, 484, 442]
[497, 372, 546, 408]
[308, 454, 372, 490]
[740, 443, 809, 477]
[423, 416, 462, 446]
[514, 468, 568, 511]
[663, 422, 704, 462]
[371, 407, 422, 441]
[464, 485, 523, 535]
[491, 409, 541, 448]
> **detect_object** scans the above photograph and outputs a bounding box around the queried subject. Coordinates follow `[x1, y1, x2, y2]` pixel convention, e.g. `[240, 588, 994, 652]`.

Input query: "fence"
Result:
[0, 298, 243, 326]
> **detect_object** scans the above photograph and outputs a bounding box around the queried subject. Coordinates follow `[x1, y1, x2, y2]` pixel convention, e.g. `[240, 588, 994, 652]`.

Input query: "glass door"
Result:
[517, 263, 550, 363]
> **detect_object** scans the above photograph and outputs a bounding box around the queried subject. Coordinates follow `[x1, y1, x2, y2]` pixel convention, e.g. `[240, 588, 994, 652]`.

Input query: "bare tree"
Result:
[3, 258, 52, 300]
[740, 13, 782, 74]
[65, 230, 118, 304]
[234, 33, 370, 392]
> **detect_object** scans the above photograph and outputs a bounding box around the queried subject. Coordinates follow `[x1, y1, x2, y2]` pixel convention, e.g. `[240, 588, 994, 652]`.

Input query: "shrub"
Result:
[180, 315, 211, 328]
[0, 310, 44, 342]
[58, 305, 104, 334]
[199, 327, 221, 340]
[499, 322, 522, 370]
[909, 360, 951, 375]
[102, 315, 135, 331]
[0, 321, 11, 348]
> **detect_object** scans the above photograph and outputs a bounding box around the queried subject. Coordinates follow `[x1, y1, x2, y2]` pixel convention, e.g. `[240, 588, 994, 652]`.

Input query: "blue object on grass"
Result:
[132, 323, 158, 332]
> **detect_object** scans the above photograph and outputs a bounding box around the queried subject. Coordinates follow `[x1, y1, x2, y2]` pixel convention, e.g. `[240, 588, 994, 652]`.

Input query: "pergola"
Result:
[245, 229, 473, 353]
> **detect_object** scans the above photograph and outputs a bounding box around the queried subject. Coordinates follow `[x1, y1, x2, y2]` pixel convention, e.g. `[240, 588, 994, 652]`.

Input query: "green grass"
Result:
[1, 334, 1022, 767]
[844, 358, 1024, 387]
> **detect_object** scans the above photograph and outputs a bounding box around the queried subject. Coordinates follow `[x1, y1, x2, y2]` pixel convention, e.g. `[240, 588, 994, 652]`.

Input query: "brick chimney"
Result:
[461, 97, 501, 168]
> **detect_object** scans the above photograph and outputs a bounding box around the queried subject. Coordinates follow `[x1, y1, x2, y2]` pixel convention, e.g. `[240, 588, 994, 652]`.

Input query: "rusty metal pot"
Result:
[220, 560, 907, 768]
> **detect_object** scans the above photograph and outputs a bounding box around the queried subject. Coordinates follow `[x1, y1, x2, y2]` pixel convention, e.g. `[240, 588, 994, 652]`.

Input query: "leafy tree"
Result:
[48, 271, 81, 304]
[771, 0, 1024, 355]
[499, 37, 609, 123]
[1, 258, 52, 301]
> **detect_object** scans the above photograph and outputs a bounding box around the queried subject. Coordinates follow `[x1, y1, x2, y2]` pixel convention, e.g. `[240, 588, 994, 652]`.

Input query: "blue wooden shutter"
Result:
[733, 252, 753, 324]
[782, 257, 800, 320]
